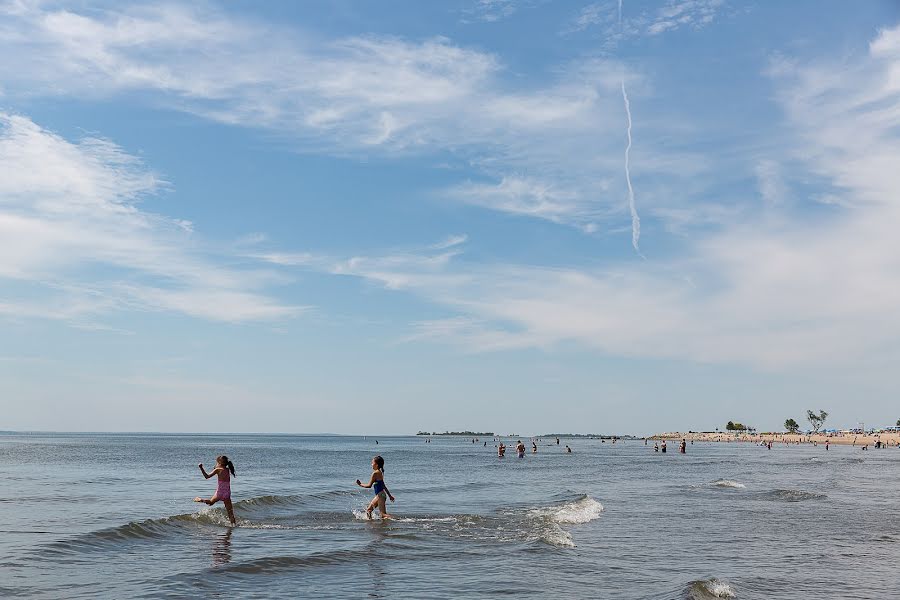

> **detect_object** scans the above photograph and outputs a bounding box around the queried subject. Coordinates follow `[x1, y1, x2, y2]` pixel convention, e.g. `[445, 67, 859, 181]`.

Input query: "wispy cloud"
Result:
[431, 234, 469, 250]
[460, 0, 521, 23]
[263, 25, 900, 370]
[0, 2, 693, 242]
[647, 0, 724, 35]
[570, 0, 725, 38]
[0, 113, 300, 323]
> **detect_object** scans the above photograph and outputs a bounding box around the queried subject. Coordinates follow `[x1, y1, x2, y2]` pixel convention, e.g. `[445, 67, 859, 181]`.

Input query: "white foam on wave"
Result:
[542, 527, 575, 548]
[395, 516, 457, 524]
[700, 579, 736, 598]
[711, 479, 745, 489]
[543, 496, 605, 524]
[527, 496, 604, 548]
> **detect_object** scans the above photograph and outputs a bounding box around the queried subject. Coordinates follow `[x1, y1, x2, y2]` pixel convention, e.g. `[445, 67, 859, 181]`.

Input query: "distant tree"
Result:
[806, 409, 829, 433]
[726, 421, 736, 431]
[784, 418, 800, 434]
[897, 418, 900, 427]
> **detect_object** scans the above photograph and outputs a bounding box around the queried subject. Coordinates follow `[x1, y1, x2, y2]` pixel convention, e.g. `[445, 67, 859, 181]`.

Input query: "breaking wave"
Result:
[684, 578, 736, 599]
[710, 479, 745, 489]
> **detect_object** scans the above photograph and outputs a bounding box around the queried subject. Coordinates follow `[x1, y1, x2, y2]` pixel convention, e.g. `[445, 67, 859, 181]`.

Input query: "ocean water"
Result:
[2, 433, 899, 599]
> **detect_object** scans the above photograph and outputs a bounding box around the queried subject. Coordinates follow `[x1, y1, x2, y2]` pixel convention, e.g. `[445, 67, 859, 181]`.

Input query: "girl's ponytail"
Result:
[218, 455, 236, 477]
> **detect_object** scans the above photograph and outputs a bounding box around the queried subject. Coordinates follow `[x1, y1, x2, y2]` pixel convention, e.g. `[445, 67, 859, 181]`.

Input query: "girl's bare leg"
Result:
[223, 498, 236, 526]
[378, 495, 391, 519]
[365, 497, 378, 518]
[194, 495, 220, 506]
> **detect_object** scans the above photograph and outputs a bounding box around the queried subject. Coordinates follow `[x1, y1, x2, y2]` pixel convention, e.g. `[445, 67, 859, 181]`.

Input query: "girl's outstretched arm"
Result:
[199, 464, 221, 479]
[356, 473, 377, 489]
[383, 484, 395, 502]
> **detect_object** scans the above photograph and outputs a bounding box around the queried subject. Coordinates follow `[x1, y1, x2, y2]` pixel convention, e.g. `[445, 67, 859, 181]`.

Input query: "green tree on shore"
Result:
[806, 409, 828, 433]
[784, 418, 800, 434]
[726, 421, 748, 431]
[896, 418, 900, 427]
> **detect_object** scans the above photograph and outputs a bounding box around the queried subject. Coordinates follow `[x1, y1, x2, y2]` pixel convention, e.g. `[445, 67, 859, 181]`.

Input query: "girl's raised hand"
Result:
[198, 463, 203, 469]
[355, 479, 361, 486]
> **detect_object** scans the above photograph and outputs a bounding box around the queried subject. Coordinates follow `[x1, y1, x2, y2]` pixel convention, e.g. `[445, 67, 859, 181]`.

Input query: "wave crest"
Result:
[526, 495, 604, 547]
[685, 578, 736, 599]
[711, 479, 745, 489]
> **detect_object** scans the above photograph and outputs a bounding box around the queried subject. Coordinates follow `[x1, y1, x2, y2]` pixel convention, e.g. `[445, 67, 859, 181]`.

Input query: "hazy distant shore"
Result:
[651, 431, 900, 447]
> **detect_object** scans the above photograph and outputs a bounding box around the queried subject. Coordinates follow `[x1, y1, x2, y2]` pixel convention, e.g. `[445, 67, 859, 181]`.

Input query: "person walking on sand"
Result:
[194, 455, 237, 526]
[356, 455, 395, 519]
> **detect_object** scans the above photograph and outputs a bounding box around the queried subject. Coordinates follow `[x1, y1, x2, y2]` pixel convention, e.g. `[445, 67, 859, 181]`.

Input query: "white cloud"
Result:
[271, 25, 900, 370]
[0, 2, 686, 239]
[0, 113, 300, 323]
[754, 159, 785, 207]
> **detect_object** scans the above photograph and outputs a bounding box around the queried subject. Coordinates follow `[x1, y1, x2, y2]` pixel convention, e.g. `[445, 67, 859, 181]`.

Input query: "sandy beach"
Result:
[652, 431, 900, 447]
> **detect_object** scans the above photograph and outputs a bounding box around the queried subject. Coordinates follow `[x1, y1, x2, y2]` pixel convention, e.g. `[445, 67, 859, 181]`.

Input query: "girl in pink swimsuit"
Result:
[194, 455, 237, 526]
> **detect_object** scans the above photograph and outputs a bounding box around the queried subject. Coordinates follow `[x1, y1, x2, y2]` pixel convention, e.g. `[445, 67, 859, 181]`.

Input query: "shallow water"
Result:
[1, 433, 899, 598]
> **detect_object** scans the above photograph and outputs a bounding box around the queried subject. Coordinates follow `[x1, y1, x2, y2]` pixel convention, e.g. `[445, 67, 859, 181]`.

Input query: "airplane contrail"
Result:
[618, 0, 623, 25]
[621, 80, 641, 255]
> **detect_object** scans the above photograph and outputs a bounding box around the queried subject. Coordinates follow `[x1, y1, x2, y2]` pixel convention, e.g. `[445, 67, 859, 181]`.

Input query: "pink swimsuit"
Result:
[215, 470, 231, 500]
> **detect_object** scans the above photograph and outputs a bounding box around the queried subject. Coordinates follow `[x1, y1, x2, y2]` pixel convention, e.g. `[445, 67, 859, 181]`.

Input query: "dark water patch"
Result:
[411, 480, 493, 494]
[0, 585, 32, 598]
[757, 489, 826, 502]
[216, 547, 375, 574]
[238, 489, 355, 508]
[40, 509, 233, 558]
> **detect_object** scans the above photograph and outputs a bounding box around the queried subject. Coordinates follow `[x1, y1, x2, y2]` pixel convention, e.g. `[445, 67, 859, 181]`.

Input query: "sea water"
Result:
[1, 433, 899, 598]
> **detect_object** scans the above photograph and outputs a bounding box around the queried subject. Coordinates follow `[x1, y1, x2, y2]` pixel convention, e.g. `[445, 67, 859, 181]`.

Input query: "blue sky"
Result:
[2, 0, 899, 434]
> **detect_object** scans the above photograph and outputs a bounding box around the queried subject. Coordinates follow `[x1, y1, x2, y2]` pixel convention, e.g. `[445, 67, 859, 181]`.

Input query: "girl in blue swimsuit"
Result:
[356, 455, 395, 519]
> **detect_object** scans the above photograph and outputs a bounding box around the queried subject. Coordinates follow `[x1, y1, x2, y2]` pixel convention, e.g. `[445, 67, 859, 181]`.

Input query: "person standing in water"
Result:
[661, 440, 667, 453]
[516, 441, 526, 457]
[679, 439, 686, 454]
[194, 455, 237, 526]
[356, 455, 395, 519]
[565, 445, 572, 453]
[498, 442, 506, 457]
[532, 441, 538, 454]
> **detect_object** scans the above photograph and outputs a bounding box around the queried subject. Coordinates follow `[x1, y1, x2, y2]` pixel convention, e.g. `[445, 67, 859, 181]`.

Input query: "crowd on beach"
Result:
[653, 431, 900, 448]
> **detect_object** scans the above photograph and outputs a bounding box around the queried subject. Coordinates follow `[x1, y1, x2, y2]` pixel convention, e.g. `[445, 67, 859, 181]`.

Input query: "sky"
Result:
[1, 0, 899, 435]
